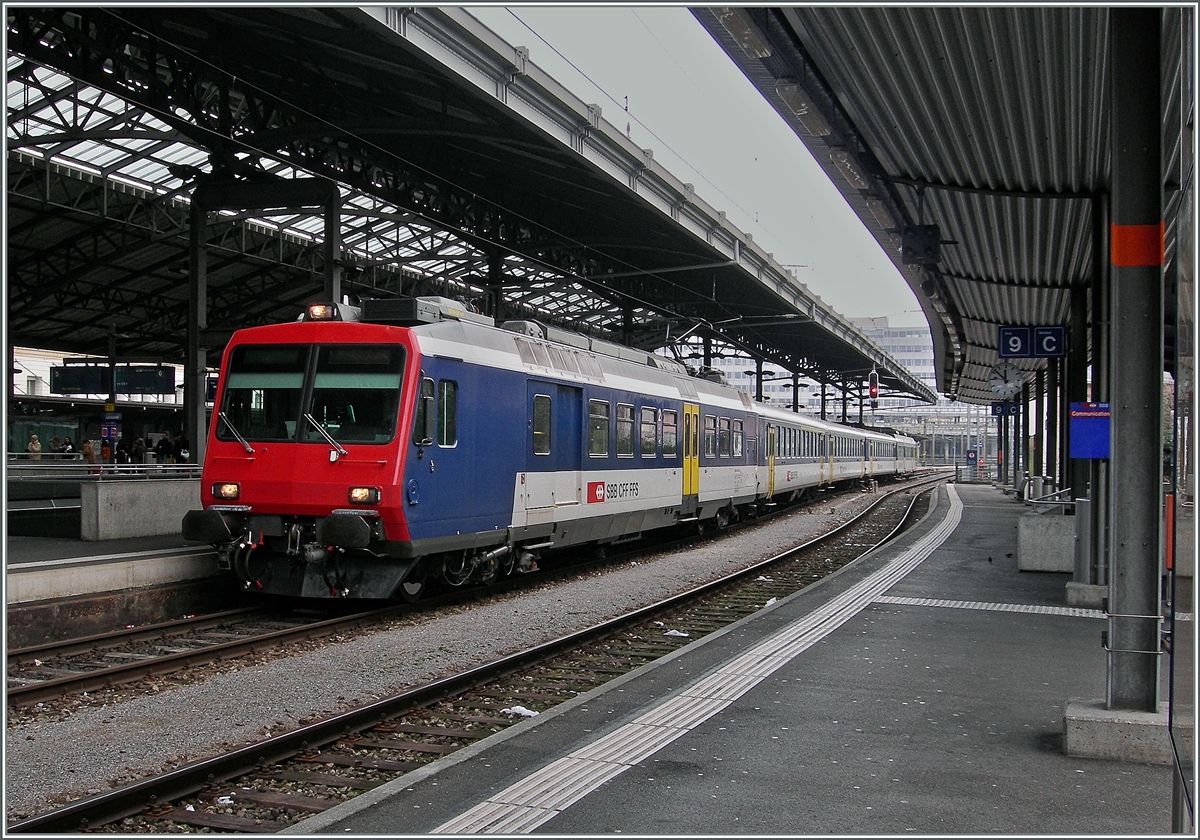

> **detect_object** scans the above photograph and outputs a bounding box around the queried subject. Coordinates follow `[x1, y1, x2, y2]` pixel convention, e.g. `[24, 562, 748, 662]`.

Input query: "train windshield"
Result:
[217, 344, 405, 444]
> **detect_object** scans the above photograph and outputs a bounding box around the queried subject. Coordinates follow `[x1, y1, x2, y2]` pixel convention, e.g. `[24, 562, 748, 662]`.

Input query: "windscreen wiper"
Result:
[218, 412, 255, 454]
[303, 412, 349, 460]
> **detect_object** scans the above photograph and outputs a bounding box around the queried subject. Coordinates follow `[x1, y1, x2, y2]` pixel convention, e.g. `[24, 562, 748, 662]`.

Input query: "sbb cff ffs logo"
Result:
[587, 481, 640, 503]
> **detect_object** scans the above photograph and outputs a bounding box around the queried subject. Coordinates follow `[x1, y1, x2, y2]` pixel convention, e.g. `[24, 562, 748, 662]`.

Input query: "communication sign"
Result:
[1069, 402, 1110, 459]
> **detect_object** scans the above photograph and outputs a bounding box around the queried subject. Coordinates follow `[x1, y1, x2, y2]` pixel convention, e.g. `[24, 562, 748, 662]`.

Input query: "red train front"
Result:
[183, 303, 424, 598]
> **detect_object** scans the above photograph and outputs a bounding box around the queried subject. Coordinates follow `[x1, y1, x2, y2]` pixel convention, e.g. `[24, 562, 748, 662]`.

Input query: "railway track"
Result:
[8, 475, 941, 834]
[7, 474, 940, 712]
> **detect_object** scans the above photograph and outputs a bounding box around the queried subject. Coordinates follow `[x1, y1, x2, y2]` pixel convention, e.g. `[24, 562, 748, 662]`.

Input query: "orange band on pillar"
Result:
[1110, 222, 1164, 266]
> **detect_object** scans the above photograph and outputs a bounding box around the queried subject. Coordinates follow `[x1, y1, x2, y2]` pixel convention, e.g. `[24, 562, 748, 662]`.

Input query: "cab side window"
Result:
[533, 394, 551, 455]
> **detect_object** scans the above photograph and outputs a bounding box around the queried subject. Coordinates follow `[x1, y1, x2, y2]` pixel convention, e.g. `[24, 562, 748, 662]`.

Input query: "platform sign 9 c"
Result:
[999, 325, 1065, 358]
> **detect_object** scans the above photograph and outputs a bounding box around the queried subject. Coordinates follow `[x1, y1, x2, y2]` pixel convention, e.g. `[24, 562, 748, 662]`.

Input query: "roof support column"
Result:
[1067, 288, 1091, 500]
[1034, 369, 1045, 481]
[1021, 382, 1031, 488]
[1047, 357, 1059, 489]
[1091, 193, 1112, 587]
[186, 201, 208, 468]
[487, 252, 505, 321]
[1106, 7, 1163, 713]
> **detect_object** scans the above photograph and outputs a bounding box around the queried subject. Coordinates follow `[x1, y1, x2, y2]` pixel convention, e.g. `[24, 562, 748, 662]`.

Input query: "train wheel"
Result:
[399, 577, 425, 602]
[715, 508, 731, 529]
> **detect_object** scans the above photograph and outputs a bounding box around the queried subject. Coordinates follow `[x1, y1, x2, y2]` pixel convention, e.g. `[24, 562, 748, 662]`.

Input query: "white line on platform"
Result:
[432, 485, 965, 834]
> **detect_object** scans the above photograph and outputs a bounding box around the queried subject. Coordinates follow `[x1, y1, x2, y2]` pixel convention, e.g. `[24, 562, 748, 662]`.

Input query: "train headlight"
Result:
[348, 486, 380, 505]
[212, 482, 240, 501]
[307, 303, 337, 321]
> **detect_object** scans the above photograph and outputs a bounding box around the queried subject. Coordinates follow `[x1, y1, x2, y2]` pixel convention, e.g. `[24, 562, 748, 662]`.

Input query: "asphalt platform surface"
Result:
[289, 483, 1173, 835]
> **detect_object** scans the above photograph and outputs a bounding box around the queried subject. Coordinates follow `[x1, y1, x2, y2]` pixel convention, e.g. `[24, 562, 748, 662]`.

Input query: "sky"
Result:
[467, 5, 926, 329]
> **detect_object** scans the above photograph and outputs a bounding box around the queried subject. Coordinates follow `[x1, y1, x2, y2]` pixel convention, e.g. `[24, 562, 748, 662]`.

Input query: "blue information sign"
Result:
[1069, 402, 1110, 459]
[998, 326, 1031, 358]
[990, 401, 1020, 416]
[999, 325, 1066, 358]
[1033, 326, 1066, 357]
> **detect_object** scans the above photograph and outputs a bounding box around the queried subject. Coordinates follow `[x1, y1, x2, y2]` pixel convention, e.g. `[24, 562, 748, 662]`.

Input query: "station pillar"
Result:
[1105, 6, 1163, 713]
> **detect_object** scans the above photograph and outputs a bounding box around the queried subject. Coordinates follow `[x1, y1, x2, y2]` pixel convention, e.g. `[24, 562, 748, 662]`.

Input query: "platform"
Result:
[288, 483, 1174, 835]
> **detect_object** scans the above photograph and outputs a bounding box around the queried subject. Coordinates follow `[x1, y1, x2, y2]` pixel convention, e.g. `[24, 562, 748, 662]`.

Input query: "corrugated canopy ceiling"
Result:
[693, 6, 1190, 404]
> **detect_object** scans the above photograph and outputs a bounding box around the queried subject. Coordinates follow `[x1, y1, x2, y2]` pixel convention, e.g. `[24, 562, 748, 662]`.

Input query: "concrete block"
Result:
[80, 478, 201, 540]
[1064, 699, 1193, 765]
[1065, 582, 1106, 609]
[1017, 510, 1074, 572]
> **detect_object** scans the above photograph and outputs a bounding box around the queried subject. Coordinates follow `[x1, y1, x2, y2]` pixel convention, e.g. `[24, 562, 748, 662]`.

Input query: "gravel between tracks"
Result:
[5, 492, 884, 822]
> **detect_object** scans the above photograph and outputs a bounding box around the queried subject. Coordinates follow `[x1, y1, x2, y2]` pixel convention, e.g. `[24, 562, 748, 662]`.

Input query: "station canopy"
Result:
[6, 6, 934, 404]
[694, 6, 1189, 404]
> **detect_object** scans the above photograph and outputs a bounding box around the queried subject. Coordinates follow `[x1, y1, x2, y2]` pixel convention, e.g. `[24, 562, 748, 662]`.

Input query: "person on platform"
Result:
[154, 433, 173, 465]
[24, 434, 41, 460]
[173, 433, 190, 464]
[48, 436, 62, 454]
[131, 436, 147, 465]
[81, 440, 95, 464]
[61, 437, 75, 458]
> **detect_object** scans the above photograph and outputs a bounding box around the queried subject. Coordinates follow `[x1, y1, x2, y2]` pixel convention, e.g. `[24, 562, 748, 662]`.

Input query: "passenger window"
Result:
[533, 394, 551, 455]
[733, 419, 743, 457]
[616, 403, 634, 457]
[703, 415, 717, 458]
[589, 400, 609, 457]
[437, 380, 457, 446]
[640, 406, 658, 458]
[718, 417, 731, 457]
[662, 409, 678, 457]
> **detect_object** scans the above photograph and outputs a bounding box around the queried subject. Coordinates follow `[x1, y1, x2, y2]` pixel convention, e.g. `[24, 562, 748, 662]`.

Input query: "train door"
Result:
[526, 382, 582, 510]
[682, 403, 700, 512]
[819, 432, 829, 485]
[766, 424, 776, 499]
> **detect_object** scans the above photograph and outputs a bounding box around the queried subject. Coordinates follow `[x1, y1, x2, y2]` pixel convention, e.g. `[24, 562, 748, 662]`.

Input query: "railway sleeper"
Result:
[295, 751, 424, 773]
[218, 787, 339, 813]
[263, 769, 385, 790]
[146, 806, 287, 833]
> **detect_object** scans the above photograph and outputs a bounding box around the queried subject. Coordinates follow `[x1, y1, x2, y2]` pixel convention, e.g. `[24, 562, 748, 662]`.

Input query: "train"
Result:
[182, 296, 918, 600]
